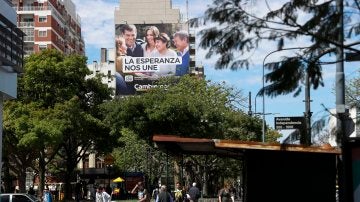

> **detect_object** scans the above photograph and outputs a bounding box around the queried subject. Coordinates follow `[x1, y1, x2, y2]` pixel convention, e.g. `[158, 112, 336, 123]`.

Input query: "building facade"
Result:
[0, 0, 24, 185]
[12, 0, 84, 56]
[86, 48, 116, 95]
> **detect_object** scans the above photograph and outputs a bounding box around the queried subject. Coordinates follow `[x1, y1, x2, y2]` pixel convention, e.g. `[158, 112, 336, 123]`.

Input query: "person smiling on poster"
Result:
[121, 24, 144, 57]
[173, 30, 190, 76]
[142, 26, 160, 57]
[152, 33, 178, 77]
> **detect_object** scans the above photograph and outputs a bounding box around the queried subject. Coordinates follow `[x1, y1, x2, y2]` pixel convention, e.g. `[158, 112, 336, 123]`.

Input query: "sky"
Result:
[72, 0, 359, 140]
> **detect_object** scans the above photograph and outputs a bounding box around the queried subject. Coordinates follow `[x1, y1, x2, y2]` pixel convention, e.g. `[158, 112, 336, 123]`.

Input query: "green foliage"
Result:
[20, 49, 90, 107]
[345, 69, 360, 108]
[3, 49, 112, 194]
[102, 76, 264, 141]
[190, 0, 360, 97]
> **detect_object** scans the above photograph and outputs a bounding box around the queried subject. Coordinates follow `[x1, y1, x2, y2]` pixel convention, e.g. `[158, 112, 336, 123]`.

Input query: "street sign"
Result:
[274, 116, 304, 130]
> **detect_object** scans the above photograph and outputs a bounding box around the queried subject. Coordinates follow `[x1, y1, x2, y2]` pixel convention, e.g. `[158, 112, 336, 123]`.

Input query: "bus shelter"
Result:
[152, 135, 341, 202]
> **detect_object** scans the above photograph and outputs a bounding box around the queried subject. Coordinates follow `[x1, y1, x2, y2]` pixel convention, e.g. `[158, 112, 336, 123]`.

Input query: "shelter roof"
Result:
[152, 135, 341, 156]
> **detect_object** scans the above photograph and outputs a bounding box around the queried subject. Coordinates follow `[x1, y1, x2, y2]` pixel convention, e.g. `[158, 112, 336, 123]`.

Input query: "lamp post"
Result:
[262, 60, 265, 142]
[254, 93, 259, 114]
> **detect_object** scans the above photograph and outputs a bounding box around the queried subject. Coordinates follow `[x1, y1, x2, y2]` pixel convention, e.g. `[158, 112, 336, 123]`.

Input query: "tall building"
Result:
[12, 0, 84, 56]
[0, 0, 24, 183]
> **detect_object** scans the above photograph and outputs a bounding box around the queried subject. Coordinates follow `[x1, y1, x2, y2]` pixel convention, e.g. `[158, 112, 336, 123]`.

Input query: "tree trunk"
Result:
[39, 149, 46, 197]
[202, 167, 208, 197]
[17, 168, 27, 192]
[3, 157, 12, 193]
[173, 156, 181, 187]
[64, 154, 77, 200]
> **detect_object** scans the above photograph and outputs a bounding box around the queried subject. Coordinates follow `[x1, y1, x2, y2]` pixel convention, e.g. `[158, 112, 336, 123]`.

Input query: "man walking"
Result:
[188, 183, 200, 202]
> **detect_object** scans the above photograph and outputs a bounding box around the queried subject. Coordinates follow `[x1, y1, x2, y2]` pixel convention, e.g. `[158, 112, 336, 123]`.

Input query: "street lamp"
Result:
[254, 93, 259, 114]
[262, 59, 265, 142]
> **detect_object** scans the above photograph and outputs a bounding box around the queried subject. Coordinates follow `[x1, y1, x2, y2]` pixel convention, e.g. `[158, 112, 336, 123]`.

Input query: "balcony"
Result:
[24, 35, 34, 42]
[14, 5, 65, 24]
[17, 22, 34, 27]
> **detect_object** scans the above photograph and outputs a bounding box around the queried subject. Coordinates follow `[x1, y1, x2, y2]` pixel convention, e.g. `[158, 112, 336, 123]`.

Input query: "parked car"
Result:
[0, 193, 40, 202]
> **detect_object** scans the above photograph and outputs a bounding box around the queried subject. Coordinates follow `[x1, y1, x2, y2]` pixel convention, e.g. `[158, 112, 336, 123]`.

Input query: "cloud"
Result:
[73, 0, 117, 49]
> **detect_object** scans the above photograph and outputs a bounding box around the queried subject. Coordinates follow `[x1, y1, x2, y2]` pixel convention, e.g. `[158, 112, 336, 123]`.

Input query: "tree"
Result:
[102, 76, 279, 193]
[190, 0, 360, 97]
[3, 49, 113, 197]
[345, 69, 360, 108]
[3, 102, 63, 192]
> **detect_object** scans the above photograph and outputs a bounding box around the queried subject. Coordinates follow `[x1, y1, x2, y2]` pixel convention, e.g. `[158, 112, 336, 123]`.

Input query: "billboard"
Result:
[114, 23, 191, 95]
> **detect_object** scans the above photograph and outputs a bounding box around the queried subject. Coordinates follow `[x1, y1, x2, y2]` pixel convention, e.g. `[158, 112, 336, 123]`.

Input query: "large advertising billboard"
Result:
[115, 23, 190, 95]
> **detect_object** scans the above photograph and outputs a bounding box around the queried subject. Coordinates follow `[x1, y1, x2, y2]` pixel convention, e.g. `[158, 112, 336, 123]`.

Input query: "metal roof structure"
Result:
[152, 134, 341, 156]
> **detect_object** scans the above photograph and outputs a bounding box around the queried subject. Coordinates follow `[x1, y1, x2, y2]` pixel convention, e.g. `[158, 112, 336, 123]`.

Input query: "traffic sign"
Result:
[274, 116, 304, 130]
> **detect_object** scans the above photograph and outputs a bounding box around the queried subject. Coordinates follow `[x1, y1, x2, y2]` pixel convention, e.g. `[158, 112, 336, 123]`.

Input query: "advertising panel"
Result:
[115, 23, 190, 95]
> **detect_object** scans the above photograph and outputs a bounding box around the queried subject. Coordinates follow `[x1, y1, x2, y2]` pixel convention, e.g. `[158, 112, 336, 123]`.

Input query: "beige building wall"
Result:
[114, 0, 180, 24]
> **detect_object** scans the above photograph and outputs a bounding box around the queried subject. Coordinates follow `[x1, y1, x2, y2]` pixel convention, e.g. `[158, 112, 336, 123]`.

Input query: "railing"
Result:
[17, 22, 34, 27]
[14, 5, 65, 24]
[14, 6, 50, 11]
[24, 36, 34, 42]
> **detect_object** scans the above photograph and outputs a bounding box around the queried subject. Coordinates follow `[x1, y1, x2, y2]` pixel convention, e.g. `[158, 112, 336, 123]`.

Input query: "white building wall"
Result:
[327, 108, 359, 147]
[114, 0, 180, 24]
[86, 61, 116, 96]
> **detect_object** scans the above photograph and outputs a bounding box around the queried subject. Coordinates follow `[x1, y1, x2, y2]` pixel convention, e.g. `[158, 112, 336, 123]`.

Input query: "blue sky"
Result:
[72, 0, 359, 138]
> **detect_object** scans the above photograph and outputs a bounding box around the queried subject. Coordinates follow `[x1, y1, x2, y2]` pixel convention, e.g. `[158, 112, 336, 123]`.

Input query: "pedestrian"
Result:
[174, 182, 185, 202]
[152, 186, 160, 202]
[188, 183, 200, 202]
[218, 182, 234, 202]
[75, 181, 82, 202]
[131, 181, 149, 202]
[156, 185, 172, 202]
[27, 186, 35, 196]
[43, 187, 53, 202]
[95, 186, 111, 202]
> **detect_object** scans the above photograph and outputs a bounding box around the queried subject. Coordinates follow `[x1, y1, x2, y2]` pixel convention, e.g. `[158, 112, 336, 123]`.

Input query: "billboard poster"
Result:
[115, 23, 190, 95]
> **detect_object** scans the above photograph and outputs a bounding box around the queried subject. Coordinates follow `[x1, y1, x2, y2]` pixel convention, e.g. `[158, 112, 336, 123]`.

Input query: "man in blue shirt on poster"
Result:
[173, 30, 190, 76]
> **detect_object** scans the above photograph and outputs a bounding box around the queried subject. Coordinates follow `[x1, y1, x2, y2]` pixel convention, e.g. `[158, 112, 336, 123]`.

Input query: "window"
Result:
[0, 195, 9, 202]
[39, 44, 47, 51]
[13, 195, 32, 202]
[38, 30, 47, 37]
[38, 16, 47, 22]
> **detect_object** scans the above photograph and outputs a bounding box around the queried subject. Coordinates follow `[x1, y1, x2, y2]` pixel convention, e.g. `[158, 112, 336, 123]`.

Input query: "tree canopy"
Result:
[102, 76, 279, 141]
[3, 49, 113, 196]
[190, 0, 360, 97]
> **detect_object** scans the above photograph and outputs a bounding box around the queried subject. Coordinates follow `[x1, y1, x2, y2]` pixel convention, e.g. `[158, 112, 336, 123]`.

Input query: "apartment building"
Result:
[12, 0, 84, 56]
[0, 0, 24, 181]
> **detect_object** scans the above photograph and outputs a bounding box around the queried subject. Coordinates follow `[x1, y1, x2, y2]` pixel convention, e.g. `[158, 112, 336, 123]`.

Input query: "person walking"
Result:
[218, 182, 234, 202]
[95, 186, 111, 202]
[42, 187, 53, 202]
[131, 181, 149, 202]
[156, 185, 172, 202]
[188, 183, 200, 202]
[174, 182, 185, 202]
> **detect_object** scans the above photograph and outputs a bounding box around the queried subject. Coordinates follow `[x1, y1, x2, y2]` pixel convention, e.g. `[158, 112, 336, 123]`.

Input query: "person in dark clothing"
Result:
[121, 24, 144, 57]
[218, 182, 234, 202]
[188, 183, 200, 202]
[156, 185, 172, 202]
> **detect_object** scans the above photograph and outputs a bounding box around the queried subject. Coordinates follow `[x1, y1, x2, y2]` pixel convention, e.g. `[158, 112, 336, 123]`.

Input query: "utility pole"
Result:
[248, 92, 253, 116]
[302, 71, 312, 146]
[335, 0, 351, 201]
